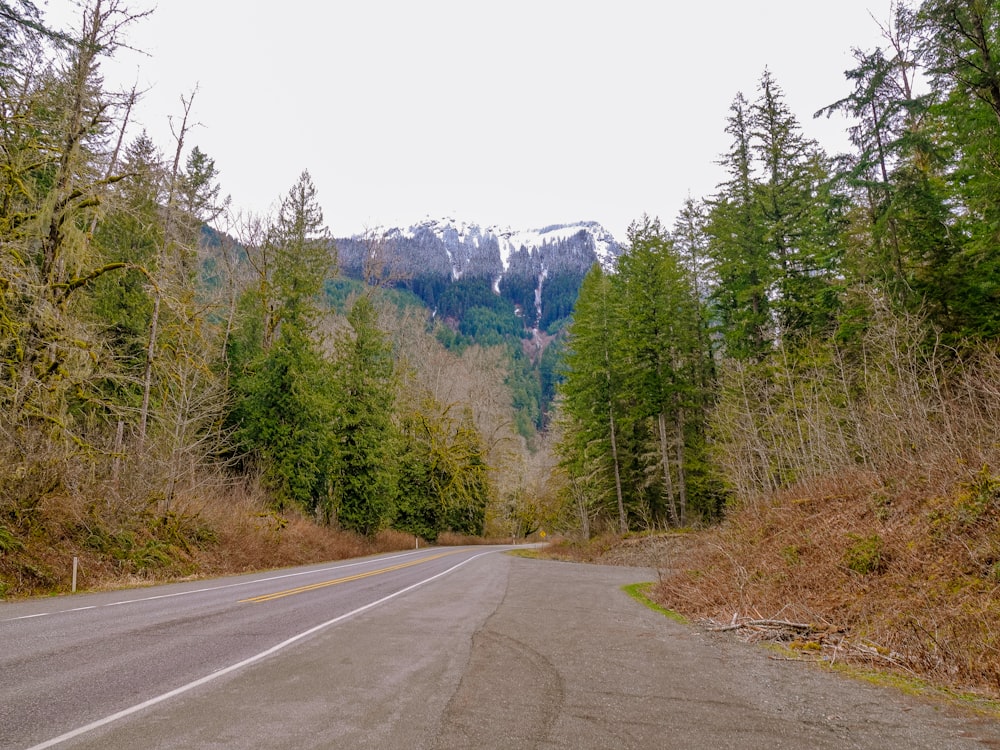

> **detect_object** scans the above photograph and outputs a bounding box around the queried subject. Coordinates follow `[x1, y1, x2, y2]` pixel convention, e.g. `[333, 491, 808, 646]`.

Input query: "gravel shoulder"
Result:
[434, 556, 1000, 750]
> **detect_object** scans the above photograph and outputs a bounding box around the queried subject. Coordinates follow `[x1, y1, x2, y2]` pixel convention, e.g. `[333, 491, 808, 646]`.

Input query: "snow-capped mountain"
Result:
[393, 217, 620, 276]
[335, 218, 621, 332]
[338, 217, 621, 283]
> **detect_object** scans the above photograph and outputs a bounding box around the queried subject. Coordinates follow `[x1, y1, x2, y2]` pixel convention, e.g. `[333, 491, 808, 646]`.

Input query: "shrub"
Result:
[0, 525, 24, 553]
[843, 533, 885, 575]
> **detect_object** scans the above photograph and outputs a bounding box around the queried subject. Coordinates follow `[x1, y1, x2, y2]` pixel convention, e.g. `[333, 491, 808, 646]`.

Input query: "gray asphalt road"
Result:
[0, 547, 497, 749]
[4, 551, 1000, 749]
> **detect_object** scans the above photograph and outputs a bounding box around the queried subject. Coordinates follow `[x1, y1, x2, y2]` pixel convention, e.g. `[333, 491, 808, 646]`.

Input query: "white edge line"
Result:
[24, 549, 497, 750]
[102, 549, 430, 606]
[2, 549, 432, 621]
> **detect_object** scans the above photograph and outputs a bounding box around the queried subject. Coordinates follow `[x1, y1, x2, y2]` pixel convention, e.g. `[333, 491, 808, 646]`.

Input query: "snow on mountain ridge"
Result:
[389, 216, 620, 272]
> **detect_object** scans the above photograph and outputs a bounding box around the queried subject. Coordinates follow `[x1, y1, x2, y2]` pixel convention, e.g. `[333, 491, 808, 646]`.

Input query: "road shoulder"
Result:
[433, 556, 1000, 750]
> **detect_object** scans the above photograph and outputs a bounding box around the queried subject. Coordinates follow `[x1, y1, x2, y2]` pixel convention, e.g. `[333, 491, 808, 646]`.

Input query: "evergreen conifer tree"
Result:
[558, 264, 629, 532]
[331, 295, 398, 535]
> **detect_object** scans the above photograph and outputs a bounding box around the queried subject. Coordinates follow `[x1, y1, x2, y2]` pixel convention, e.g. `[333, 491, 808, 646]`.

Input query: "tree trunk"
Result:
[609, 407, 627, 534]
[139, 91, 195, 445]
[137, 282, 162, 444]
[675, 408, 687, 527]
[573, 478, 591, 540]
[658, 411, 679, 526]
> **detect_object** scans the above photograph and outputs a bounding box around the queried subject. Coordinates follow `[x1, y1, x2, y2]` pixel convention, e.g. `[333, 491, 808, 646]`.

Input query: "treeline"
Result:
[558, 1, 1000, 532]
[0, 1, 537, 568]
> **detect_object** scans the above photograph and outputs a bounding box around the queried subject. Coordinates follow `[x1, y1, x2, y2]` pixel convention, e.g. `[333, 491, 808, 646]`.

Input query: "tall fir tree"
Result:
[331, 295, 398, 535]
[228, 171, 337, 515]
[916, 0, 1000, 337]
[615, 216, 706, 527]
[707, 92, 772, 361]
[751, 70, 843, 342]
[558, 264, 630, 532]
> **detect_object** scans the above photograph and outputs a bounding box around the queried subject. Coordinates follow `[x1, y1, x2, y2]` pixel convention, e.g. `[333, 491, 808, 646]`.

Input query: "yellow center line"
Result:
[239, 550, 463, 603]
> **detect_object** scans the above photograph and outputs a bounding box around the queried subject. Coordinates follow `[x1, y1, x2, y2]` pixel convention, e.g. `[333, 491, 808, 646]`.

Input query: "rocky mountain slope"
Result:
[336, 218, 621, 331]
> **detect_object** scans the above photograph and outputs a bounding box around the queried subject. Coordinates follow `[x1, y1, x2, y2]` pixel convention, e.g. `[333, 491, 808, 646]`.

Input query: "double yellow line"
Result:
[240, 550, 461, 604]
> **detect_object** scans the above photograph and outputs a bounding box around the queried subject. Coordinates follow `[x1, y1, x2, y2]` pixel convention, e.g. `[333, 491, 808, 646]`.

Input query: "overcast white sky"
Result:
[42, 1, 894, 241]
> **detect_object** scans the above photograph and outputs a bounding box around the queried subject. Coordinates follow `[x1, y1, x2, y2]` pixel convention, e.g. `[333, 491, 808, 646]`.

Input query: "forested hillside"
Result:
[333, 218, 620, 434]
[557, 1, 999, 534]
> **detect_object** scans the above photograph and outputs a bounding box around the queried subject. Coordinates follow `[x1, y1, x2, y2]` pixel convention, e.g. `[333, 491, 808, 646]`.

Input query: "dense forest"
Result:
[558, 1, 999, 533]
[0, 0, 565, 593]
[2, 0, 1000, 597]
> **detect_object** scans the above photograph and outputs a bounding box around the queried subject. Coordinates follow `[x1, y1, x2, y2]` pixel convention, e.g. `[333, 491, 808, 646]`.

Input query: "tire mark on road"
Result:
[433, 620, 565, 748]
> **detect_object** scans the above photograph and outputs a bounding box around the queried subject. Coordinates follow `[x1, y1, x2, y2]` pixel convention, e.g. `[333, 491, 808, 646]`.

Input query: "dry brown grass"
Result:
[535, 533, 632, 563]
[649, 460, 1000, 697]
[632, 305, 1000, 696]
[435, 531, 508, 546]
[0, 420, 511, 599]
[0, 473, 417, 598]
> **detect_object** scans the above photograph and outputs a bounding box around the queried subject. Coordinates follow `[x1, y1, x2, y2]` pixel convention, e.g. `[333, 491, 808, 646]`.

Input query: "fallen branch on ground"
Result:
[702, 613, 917, 674]
[710, 618, 814, 633]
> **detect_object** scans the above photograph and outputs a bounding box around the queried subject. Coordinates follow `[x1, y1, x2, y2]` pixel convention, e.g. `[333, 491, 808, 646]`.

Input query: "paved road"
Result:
[0, 547, 497, 749]
[3, 550, 1000, 749]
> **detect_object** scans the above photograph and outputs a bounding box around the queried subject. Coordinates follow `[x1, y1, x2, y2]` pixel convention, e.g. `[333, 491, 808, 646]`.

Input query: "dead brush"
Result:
[0, 458, 420, 597]
[436, 531, 510, 546]
[652, 460, 1000, 696]
[662, 312, 1000, 695]
[187, 481, 415, 575]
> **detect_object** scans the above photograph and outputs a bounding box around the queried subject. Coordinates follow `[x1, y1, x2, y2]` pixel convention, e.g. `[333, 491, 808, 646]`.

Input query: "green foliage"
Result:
[498, 271, 539, 328]
[539, 334, 566, 414]
[843, 534, 885, 575]
[89, 134, 164, 406]
[615, 217, 707, 526]
[396, 402, 490, 540]
[539, 272, 585, 331]
[227, 173, 339, 516]
[324, 277, 365, 313]
[402, 274, 449, 311]
[432, 279, 525, 354]
[931, 467, 1000, 533]
[80, 509, 216, 573]
[751, 71, 845, 341]
[6, 0, 1000, 577]
[379, 286, 429, 315]
[913, 1, 1000, 339]
[557, 264, 631, 532]
[0, 3, 510, 574]
[0, 525, 24, 553]
[707, 74, 844, 359]
[230, 323, 337, 512]
[560, 217, 722, 532]
[781, 545, 801, 566]
[271, 170, 336, 329]
[622, 582, 690, 624]
[437, 278, 512, 322]
[707, 92, 773, 361]
[956, 468, 1000, 525]
[506, 345, 542, 437]
[460, 306, 523, 346]
[330, 295, 399, 536]
[154, 510, 219, 550]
